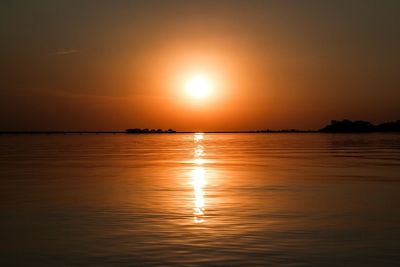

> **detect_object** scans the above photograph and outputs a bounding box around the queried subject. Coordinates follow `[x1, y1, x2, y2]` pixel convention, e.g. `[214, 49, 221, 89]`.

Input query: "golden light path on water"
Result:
[192, 133, 205, 223]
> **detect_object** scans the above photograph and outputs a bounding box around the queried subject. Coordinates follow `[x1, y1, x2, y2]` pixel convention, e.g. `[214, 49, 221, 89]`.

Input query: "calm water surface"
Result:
[1, 133, 400, 266]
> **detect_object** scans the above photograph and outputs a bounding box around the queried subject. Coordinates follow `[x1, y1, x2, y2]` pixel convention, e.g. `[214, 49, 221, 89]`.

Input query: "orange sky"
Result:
[1, 1, 399, 131]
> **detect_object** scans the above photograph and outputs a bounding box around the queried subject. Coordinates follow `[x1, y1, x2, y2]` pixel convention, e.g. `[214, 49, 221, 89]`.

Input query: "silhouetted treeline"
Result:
[125, 128, 176, 134]
[249, 129, 309, 133]
[1, 121, 399, 135]
[319, 120, 400, 133]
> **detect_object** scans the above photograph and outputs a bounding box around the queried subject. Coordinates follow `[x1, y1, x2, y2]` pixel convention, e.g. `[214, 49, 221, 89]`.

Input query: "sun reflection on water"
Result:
[192, 133, 206, 223]
[194, 133, 204, 142]
[194, 146, 204, 157]
[192, 167, 205, 223]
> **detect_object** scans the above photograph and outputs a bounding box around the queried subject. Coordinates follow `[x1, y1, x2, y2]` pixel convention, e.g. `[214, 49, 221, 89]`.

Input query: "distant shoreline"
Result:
[1, 131, 400, 135]
[0, 131, 316, 135]
[1, 120, 399, 135]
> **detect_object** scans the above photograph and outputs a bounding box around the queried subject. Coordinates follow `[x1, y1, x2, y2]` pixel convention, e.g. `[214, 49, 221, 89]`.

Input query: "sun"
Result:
[185, 74, 214, 99]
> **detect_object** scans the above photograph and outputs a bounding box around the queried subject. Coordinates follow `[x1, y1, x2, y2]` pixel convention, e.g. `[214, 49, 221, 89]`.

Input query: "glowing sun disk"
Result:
[185, 74, 213, 99]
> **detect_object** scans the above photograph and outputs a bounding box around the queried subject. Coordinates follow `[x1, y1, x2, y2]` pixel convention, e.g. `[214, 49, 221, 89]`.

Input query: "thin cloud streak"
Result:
[53, 49, 79, 55]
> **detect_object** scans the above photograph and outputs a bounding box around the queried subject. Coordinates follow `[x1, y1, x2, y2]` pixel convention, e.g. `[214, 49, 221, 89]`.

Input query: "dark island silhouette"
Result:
[249, 120, 400, 133]
[0, 120, 399, 135]
[319, 120, 400, 133]
[126, 128, 176, 134]
[125, 120, 400, 134]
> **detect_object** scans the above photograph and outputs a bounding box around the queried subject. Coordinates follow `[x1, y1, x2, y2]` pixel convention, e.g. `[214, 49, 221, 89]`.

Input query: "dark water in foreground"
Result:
[1, 133, 400, 266]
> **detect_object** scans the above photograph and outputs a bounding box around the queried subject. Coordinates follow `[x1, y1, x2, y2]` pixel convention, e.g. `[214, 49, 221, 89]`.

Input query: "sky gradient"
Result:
[1, 0, 399, 131]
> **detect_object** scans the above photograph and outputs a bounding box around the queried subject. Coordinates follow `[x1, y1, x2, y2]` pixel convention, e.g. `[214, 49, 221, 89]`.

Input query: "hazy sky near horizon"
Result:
[1, 0, 399, 131]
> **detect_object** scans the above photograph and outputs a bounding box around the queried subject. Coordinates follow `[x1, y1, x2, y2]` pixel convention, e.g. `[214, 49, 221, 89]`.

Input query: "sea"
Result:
[0, 133, 399, 266]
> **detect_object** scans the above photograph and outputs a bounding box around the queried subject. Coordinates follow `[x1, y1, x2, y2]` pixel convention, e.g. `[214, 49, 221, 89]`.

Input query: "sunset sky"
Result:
[1, 1, 399, 131]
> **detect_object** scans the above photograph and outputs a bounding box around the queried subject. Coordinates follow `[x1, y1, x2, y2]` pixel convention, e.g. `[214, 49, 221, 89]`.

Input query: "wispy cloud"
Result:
[53, 49, 79, 55]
